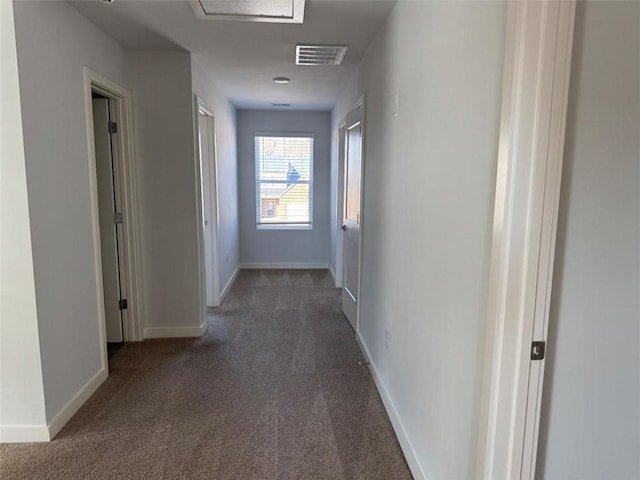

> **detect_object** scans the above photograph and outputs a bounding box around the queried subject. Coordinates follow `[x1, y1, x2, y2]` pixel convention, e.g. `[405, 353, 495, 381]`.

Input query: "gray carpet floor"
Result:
[0, 269, 412, 479]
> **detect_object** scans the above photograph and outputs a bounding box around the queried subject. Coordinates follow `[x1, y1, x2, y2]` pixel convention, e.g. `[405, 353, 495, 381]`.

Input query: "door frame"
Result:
[477, 1, 576, 479]
[194, 96, 221, 319]
[337, 95, 366, 332]
[83, 68, 145, 366]
[333, 119, 347, 288]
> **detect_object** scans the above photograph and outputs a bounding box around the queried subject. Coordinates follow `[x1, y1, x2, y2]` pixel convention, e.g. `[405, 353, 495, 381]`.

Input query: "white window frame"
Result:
[254, 132, 314, 230]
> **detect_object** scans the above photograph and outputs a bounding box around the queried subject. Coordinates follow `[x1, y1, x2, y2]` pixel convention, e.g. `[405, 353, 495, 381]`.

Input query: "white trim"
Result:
[194, 96, 221, 311]
[254, 133, 315, 230]
[239, 262, 328, 270]
[144, 324, 208, 339]
[47, 368, 108, 440]
[328, 263, 336, 284]
[0, 425, 50, 443]
[354, 95, 365, 334]
[478, 2, 576, 479]
[188, 0, 305, 24]
[256, 224, 312, 231]
[83, 68, 145, 344]
[357, 333, 427, 480]
[333, 118, 347, 289]
[220, 264, 241, 302]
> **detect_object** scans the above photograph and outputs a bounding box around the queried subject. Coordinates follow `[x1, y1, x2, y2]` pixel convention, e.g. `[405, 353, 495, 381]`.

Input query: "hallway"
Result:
[0, 270, 411, 479]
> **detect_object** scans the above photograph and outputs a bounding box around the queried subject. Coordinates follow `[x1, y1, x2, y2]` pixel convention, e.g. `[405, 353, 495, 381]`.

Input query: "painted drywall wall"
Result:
[191, 57, 240, 294]
[127, 52, 202, 334]
[0, 0, 48, 440]
[12, 0, 129, 425]
[536, 2, 640, 479]
[237, 110, 331, 266]
[331, 1, 507, 478]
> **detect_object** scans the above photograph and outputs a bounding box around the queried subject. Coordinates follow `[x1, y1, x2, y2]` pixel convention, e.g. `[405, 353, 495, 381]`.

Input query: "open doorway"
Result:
[83, 68, 145, 372]
[196, 97, 220, 309]
[91, 92, 125, 356]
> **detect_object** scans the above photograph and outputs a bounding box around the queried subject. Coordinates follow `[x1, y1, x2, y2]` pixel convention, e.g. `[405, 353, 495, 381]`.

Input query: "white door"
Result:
[342, 106, 363, 331]
[198, 109, 218, 307]
[92, 98, 123, 343]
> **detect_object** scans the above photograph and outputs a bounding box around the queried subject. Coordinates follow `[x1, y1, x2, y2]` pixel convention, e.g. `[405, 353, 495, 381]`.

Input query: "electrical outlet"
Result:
[385, 328, 390, 350]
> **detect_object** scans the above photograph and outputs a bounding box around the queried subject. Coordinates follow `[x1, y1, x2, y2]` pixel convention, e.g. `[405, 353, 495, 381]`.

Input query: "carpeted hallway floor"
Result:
[0, 269, 412, 479]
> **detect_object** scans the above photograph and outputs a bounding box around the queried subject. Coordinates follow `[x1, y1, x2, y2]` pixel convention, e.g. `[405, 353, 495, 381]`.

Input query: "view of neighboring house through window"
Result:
[255, 135, 313, 227]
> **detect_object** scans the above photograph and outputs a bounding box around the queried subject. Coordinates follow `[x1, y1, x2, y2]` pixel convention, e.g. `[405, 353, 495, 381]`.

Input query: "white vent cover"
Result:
[296, 45, 348, 66]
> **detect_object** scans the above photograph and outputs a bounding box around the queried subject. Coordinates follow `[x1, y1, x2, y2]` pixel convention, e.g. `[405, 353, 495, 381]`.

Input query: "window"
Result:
[255, 135, 313, 228]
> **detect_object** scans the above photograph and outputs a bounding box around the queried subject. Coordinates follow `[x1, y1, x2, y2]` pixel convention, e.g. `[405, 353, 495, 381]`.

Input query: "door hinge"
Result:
[531, 341, 546, 360]
[114, 212, 124, 224]
[108, 122, 118, 134]
[119, 299, 128, 310]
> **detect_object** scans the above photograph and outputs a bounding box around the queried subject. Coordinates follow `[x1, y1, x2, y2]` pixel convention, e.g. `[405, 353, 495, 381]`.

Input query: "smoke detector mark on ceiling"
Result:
[296, 45, 348, 66]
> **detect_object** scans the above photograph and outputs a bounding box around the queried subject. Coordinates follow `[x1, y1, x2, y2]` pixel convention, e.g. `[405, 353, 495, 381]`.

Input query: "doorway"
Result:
[83, 68, 145, 373]
[91, 93, 124, 354]
[196, 98, 220, 309]
[340, 99, 365, 332]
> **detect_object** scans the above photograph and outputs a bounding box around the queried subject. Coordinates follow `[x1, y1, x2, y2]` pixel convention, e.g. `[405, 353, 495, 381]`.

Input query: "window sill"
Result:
[256, 224, 313, 231]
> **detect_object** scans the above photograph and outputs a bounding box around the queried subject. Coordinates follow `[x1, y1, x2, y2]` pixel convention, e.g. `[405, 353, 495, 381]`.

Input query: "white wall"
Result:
[191, 57, 240, 293]
[6, 0, 219, 437]
[12, 0, 129, 425]
[0, 0, 48, 440]
[331, 1, 507, 478]
[237, 110, 331, 266]
[536, 2, 640, 479]
[127, 51, 203, 334]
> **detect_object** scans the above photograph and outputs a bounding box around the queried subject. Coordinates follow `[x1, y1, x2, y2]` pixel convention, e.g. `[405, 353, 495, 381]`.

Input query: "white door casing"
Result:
[195, 96, 220, 316]
[342, 101, 364, 331]
[92, 98, 123, 343]
[478, 1, 576, 479]
[333, 121, 347, 288]
[198, 111, 215, 307]
[83, 67, 145, 352]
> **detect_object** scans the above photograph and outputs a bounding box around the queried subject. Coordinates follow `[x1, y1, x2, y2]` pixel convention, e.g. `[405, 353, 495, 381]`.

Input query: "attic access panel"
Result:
[189, 0, 305, 23]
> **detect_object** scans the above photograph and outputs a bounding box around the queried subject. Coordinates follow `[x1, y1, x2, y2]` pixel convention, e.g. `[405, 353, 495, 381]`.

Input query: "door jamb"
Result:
[194, 96, 221, 318]
[83, 68, 145, 363]
[334, 119, 347, 288]
[477, 2, 576, 479]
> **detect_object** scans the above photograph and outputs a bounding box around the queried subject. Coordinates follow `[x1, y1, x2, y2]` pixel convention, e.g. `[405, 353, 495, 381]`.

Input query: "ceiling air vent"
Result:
[271, 103, 291, 107]
[296, 45, 348, 66]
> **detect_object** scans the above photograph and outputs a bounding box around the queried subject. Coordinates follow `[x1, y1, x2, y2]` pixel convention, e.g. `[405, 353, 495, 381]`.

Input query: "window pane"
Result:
[255, 136, 313, 225]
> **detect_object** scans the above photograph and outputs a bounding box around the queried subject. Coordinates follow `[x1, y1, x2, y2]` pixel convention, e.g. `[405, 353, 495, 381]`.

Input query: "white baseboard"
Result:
[220, 264, 241, 302]
[47, 368, 108, 440]
[144, 323, 207, 339]
[0, 424, 50, 443]
[1, 368, 108, 443]
[239, 262, 329, 270]
[328, 264, 336, 284]
[357, 333, 427, 480]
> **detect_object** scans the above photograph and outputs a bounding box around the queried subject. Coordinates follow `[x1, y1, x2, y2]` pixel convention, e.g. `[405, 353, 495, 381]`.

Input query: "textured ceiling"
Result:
[70, 0, 397, 110]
